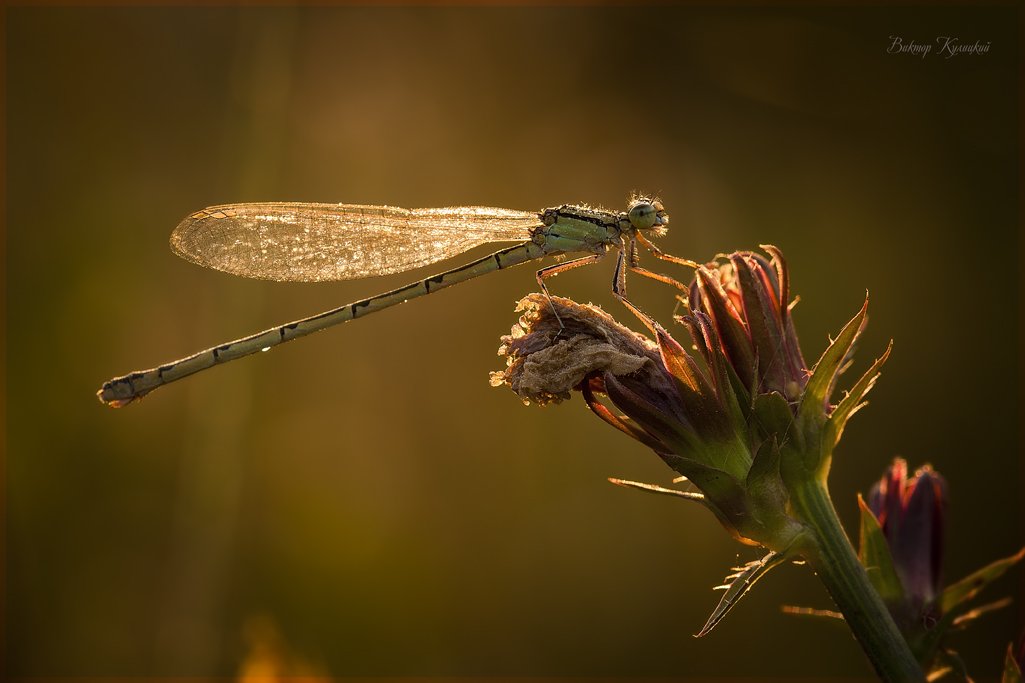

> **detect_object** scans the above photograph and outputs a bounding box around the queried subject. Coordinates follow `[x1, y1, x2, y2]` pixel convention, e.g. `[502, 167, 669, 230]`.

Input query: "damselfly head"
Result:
[627, 196, 669, 232]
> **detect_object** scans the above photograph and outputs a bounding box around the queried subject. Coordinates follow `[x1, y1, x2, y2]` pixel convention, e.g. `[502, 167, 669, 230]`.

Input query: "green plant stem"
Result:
[791, 480, 924, 683]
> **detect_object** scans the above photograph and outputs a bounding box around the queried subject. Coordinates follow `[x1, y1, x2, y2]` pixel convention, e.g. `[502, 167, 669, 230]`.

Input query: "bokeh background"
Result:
[6, 4, 1021, 680]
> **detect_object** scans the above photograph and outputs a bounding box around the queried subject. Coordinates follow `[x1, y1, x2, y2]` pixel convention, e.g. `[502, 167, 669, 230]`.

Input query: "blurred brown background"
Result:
[6, 4, 1020, 679]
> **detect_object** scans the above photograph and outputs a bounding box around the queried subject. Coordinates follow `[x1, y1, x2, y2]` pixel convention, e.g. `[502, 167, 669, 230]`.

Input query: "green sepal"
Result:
[940, 546, 1025, 614]
[579, 381, 671, 455]
[603, 374, 703, 456]
[951, 596, 1013, 629]
[607, 477, 707, 505]
[797, 296, 868, 468]
[913, 546, 1025, 663]
[751, 391, 810, 488]
[609, 370, 753, 481]
[670, 459, 746, 513]
[711, 345, 750, 437]
[751, 392, 796, 444]
[666, 457, 760, 544]
[1003, 643, 1023, 683]
[697, 551, 787, 637]
[723, 352, 753, 419]
[799, 296, 868, 417]
[856, 494, 905, 604]
[746, 437, 785, 509]
[826, 340, 892, 452]
[744, 438, 806, 551]
[930, 648, 972, 683]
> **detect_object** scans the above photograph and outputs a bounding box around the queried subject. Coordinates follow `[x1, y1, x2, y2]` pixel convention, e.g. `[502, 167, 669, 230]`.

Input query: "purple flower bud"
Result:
[867, 458, 947, 612]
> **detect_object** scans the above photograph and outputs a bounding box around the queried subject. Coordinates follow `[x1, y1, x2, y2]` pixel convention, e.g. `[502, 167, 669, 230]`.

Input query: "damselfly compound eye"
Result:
[628, 201, 658, 230]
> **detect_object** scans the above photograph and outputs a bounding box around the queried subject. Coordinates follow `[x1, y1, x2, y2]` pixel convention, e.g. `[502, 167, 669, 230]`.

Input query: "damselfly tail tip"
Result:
[97, 377, 147, 408]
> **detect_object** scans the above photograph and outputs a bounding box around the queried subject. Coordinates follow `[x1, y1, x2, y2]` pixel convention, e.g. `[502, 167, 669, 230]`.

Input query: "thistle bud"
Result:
[491, 293, 800, 550]
[859, 457, 1023, 673]
[867, 458, 946, 613]
[687, 246, 807, 402]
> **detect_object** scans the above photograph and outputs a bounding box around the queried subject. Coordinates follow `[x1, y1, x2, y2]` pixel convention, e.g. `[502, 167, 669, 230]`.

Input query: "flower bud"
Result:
[491, 293, 799, 550]
[867, 458, 946, 612]
[687, 247, 807, 402]
[860, 457, 1022, 673]
[493, 246, 898, 548]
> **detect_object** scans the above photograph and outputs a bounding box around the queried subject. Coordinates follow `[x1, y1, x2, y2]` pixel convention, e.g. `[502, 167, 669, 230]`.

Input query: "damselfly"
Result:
[98, 196, 694, 407]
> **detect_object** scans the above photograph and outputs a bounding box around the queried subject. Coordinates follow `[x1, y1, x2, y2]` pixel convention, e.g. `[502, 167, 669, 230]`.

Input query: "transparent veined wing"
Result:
[169, 203, 541, 282]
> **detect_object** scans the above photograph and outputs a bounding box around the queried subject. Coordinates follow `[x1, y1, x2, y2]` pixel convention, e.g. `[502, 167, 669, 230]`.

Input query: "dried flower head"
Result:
[490, 294, 659, 408]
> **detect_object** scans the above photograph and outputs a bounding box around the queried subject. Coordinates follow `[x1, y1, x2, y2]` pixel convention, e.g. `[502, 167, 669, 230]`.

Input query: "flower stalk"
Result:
[791, 479, 923, 682]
